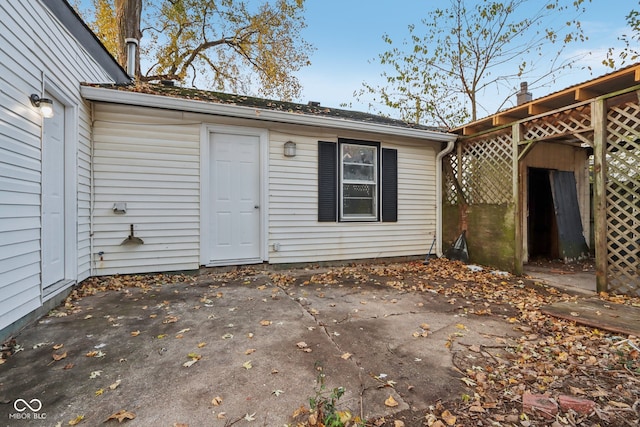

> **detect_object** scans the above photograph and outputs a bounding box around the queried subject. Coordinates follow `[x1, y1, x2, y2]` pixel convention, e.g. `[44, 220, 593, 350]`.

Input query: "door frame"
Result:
[199, 124, 268, 266]
[40, 82, 78, 299]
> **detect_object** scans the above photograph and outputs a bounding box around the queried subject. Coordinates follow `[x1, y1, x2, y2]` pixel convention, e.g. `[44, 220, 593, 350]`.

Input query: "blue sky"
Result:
[78, 0, 635, 119]
[293, 1, 634, 117]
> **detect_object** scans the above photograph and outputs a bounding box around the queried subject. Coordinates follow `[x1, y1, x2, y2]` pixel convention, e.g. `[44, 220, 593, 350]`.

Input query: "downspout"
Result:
[435, 139, 456, 257]
[89, 102, 95, 277]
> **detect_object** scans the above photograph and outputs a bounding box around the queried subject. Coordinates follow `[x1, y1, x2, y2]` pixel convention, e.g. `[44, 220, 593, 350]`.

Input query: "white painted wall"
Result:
[91, 103, 201, 275]
[268, 131, 438, 263]
[0, 0, 115, 332]
[91, 102, 442, 272]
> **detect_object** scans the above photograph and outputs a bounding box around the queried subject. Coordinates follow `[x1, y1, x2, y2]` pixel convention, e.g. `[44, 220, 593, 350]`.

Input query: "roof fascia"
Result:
[81, 86, 457, 142]
[454, 64, 640, 136]
[43, 0, 131, 84]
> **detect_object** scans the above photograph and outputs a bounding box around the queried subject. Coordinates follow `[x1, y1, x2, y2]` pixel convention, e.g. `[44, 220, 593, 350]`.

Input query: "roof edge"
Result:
[43, 0, 131, 84]
[453, 63, 640, 136]
[81, 86, 457, 142]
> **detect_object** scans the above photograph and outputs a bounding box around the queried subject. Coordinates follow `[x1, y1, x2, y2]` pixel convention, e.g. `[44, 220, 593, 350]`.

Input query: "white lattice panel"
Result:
[524, 105, 591, 141]
[605, 99, 640, 295]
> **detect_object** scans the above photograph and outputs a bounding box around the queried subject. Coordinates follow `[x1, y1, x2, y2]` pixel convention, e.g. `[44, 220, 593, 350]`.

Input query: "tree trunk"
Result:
[115, 0, 142, 79]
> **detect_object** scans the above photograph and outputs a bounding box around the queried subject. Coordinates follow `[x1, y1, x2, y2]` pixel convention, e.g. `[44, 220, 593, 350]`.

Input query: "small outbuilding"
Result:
[446, 65, 640, 295]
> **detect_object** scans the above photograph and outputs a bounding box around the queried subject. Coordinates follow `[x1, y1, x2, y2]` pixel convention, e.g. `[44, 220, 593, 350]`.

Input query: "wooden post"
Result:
[592, 98, 608, 293]
[512, 123, 523, 275]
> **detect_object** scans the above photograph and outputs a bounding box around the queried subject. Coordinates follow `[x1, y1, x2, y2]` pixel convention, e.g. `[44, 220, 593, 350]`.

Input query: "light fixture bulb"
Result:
[39, 99, 54, 118]
[30, 94, 54, 118]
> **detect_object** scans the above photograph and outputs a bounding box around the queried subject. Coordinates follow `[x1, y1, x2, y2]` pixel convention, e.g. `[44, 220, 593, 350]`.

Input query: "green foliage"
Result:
[357, 0, 591, 128]
[80, 0, 314, 100]
[308, 364, 361, 427]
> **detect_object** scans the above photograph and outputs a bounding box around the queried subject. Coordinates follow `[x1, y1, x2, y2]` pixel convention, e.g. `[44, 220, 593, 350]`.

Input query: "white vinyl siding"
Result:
[91, 104, 201, 275]
[268, 131, 438, 263]
[0, 0, 114, 332]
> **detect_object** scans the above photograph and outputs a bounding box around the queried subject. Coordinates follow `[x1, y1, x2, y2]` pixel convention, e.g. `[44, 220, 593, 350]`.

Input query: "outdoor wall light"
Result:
[30, 94, 54, 118]
[284, 140, 296, 157]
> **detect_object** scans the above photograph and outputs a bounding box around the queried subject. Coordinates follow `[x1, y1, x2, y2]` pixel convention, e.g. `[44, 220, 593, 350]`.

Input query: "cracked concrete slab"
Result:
[0, 266, 521, 426]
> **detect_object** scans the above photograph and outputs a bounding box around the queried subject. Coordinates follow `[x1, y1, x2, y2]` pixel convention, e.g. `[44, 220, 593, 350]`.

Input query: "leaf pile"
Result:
[352, 259, 639, 427]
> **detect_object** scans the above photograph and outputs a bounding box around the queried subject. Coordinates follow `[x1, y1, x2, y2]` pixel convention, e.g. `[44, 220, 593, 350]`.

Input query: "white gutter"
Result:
[80, 86, 457, 143]
[435, 139, 456, 257]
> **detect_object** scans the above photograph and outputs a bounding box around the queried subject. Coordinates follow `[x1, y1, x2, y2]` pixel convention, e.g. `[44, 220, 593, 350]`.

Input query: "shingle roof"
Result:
[82, 82, 447, 133]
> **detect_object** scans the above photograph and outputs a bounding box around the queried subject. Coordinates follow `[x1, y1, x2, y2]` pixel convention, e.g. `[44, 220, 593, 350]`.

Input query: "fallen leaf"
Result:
[163, 315, 178, 324]
[197, 342, 207, 348]
[53, 351, 67, 361]
[272, 389, 284, 396]
[460, 377, 476, 386]
[384, 396, 399, 407]
[608, 400, 630, 408]
[187, 352, 201, 360]
[95, 388, 104, 396]
[53, 343, 64, 350]
[105, 409, 136, 422]
[308, 412, 317, 425]
[245, 348, 256, 355]
[89, 370, 102, 379]
[130, 330, 140, 337]
[212, 396, 223, 406]
[260, 320, 272, 326]
[341, 352, 352, 360]
[183, 359, 198, 368]
[569, 385, 586, 395]
[63, 363, 74, 370]
[394, 421, 405, 427]
[68, 415, 84, 425]
[221, 333, 233, 340]
[242, 360, 253, 369]
[244, 412, 256, 421]
[216, 412, 226, 419]
[109, 380, 121, 390]
[296, 341, 308, 349]
[441, 409, 457, 425]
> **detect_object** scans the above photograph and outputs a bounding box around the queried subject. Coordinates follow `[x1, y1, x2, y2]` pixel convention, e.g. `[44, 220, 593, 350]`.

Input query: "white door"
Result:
[42, 96, 65, 288]
[209, 132, 261, 264]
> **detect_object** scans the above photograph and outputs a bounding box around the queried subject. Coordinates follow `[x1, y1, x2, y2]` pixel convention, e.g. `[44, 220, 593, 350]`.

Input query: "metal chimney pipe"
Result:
[124, 38, 139, 78]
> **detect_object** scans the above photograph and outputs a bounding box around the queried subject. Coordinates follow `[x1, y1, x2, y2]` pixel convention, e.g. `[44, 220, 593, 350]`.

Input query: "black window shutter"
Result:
[318, 141, 337, 222]
[381, 148, 398, 222]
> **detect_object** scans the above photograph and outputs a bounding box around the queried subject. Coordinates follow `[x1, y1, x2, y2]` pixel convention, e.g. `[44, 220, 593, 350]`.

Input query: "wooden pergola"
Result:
[446, 64, 640, 295]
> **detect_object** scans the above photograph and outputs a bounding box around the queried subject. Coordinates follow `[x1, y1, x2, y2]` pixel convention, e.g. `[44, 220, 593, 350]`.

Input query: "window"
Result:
[341, 142, 378, 220]
[318, 139, 397, 223]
